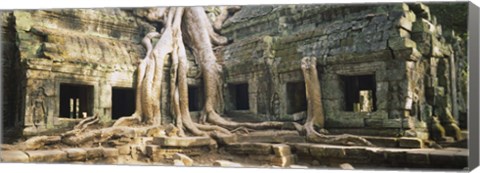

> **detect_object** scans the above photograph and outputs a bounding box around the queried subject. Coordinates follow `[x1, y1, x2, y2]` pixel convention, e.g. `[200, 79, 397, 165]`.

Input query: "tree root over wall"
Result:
[7, 7, 374, 151]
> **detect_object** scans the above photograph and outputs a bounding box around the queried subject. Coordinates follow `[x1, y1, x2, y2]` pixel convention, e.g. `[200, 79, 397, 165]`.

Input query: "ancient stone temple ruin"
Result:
[0, 3, 469, 169]
[218, 4, 468, 140]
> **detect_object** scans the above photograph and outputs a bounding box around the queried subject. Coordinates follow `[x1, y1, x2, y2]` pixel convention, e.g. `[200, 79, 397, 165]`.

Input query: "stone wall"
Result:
[1, 4, 466, 139]
[220, 3, 466, 138]
[2, 12, 23, 131]
[2, 9, 202, 135]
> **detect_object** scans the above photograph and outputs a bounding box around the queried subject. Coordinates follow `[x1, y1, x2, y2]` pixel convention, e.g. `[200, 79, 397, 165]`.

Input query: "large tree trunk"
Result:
[11, 7, 377, 150]
[114, 9, 176, 126]
[182, 7, 289, 132]
[301, 57, 374, 146]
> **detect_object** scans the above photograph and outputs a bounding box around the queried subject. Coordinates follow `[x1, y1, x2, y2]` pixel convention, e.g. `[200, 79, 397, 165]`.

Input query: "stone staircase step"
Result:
[25, 150, 67, 163]
[0, 150, 30, 162]
[289, 143, 467, 168]
[218, 131, 424, 149]
[225, 142, 295, 167]
[62, 148, 86, 161]
[151, 136, 214, 147]
[1, 147, 120, 163]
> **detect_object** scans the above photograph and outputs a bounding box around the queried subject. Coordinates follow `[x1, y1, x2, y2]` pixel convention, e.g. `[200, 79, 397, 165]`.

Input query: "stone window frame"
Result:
[329, 62, 385, 117]
[340, 74, 377, 113]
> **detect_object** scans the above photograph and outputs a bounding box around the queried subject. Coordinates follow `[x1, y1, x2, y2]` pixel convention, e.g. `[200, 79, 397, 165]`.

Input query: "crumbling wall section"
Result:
[2, 12, 24, 133]
[5, 9, 201, 135]
[221, 3, 466, 139]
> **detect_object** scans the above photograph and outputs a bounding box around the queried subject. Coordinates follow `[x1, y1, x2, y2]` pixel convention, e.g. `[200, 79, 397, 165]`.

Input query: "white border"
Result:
[1, 0, 477, 173]
[0, 0, 470, 10]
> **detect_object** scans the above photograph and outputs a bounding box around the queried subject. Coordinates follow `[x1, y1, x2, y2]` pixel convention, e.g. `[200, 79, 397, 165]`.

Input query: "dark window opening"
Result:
[286, 82, 307, 114]
[188, 86, 203, 111]
[112, 87, 136, 120]
[60, 84, 94, 119]
[229, 83, 250, 110]
[342, 75, 377, 112]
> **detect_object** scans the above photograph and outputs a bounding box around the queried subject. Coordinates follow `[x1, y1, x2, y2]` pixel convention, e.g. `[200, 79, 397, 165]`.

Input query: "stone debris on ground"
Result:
[173, 153, 194, 166]
[173, 159, 185, 166]
[339, 163, 355, 170]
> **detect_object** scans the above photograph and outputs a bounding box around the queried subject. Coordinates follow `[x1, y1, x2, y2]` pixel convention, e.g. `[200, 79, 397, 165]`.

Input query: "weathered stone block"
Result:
[272, 144, 291, 157]
[388, 37, 416, 51]
[326, 114, 365, 128]
[405, 152, 430, 166]
[25, 150, 67, 163]
[241, 143, 274, 155]
[130, 145, 148, 160]
[383, 118, 409, 128]
[343, 147, 370, 160]
[322, 80, 343, 99]
[173, 159, 185, 166]
[339, 163, 354, 170]
[384, 149, 407, 165]
[292, 143, 311, 156]
[173, 153, 193, 166]
[152, 136, 212, 147]
[309, 145, 346, 158]
[429, 152, 453, 167]
[399, 137, 424, 148]
[103, 148, 119, 158]
[0, 151, 29, 163]
[364, 118, 383, 127]
[409, 3, 431, 20]
[134, 137, 154, 145]
[271, 155, 295, 167]
[363, 136, 398, 148]
[117, 145, 131, 155]
[85, 148, 104, 160]
[215, 135, 237, 145]
[145, 145, 163, 161]
[63, 148, 86, 161]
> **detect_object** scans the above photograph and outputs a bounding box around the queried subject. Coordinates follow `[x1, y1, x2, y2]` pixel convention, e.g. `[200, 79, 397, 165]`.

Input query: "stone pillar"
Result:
[98, 82, 112, 122]
[436, 57, 462, 140]
[449, 53, 459, 122]
[249, 74, 258, 114]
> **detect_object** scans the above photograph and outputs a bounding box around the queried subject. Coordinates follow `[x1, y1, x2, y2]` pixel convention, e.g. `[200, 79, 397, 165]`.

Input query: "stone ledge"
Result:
[226, 142, 296, 167]
[226, 143, 274, 155]
[25, 150, 67, 163]
[117, 145, 131, 155]
[398, 137, 424, 148]
[272, 144, 292, 157]
[289, 143, 468, 168]
[103, 148, 119, 158]
[0, 150, 30, 163]
[146, 145, 210, 161]
[84, 148, 104, 160]
[62, 148, 86, 161]
[151, 136, 213, 147]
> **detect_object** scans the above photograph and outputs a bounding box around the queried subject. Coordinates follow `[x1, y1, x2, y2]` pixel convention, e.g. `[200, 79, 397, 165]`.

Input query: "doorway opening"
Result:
[286, 82, 307, 114]
[59, 83, 94, 118]
[229, 83, 250, 110]
[112, 87, 136, 120]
